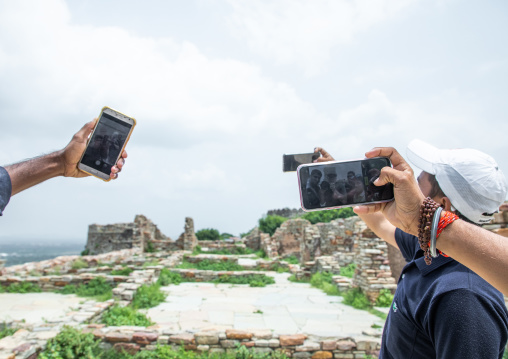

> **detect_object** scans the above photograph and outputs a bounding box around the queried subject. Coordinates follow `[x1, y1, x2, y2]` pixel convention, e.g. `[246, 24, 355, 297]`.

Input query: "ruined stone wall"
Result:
[176, 217, 198, 251]
[86, 215, 172, 255]
[244, 228, 261, 251]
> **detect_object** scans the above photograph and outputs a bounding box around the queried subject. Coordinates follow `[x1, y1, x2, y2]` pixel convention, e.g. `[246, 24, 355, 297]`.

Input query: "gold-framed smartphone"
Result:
[297, 157, 394, 211]
[78, 107, 136, 181]
[282, 152, 320, 172]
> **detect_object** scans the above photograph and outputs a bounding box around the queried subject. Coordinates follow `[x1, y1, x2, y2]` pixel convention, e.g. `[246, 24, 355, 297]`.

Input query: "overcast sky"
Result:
[1, 0, 507, 244]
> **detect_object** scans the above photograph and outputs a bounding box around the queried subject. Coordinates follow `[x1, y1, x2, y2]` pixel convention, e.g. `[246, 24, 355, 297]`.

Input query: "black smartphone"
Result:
[297, 157, 394, 211]
[78, 107, 136, 181]
[283, 152, 320, 172]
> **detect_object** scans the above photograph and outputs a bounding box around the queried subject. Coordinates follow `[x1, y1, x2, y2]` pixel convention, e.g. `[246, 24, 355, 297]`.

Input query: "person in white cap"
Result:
[314, 144, 508, 359]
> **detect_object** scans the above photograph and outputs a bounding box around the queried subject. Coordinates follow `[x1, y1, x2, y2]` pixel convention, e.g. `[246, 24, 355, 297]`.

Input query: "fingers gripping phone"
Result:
[297, 157, 394, 211]
[283, 152, 320, 172]
[78, 107, 136, 181]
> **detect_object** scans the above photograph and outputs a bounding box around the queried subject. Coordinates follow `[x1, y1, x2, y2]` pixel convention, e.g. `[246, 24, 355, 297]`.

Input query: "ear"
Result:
[435, 196, 453, 211]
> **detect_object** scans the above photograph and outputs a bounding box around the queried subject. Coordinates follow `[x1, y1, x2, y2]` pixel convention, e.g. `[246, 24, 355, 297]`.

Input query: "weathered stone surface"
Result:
[220, 340, 238, 348]
[225, 329, 253, 340]
[195, 332, 219, 345]
[279, 334, 307, 346]
[336, 340, 356, 351]
[132, 332, 158, 345]
[113, 343, 140, 355]
[321, 340, 337, 351]
[311, 351, 333, 359]
[169, 333, 195, 345]
[293, 353, 312, 359]
[105, 332, 132, 343]
[295, 341, 320, 352]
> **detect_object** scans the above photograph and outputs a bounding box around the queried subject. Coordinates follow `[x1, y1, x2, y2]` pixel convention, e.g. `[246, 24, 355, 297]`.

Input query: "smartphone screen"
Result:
[283, 152, 320, 172]
[297, 157, 394, 211]
[79, 109, 135, 180]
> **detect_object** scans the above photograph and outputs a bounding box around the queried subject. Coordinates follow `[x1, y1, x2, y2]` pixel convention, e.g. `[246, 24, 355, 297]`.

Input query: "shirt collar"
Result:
[414, 250, 454, 276]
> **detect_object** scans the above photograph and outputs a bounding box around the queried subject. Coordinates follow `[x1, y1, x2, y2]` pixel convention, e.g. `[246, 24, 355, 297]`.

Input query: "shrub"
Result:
[310, 272, 339, 296]
[157, 269, 183, 286]
[131, 284, 166, 309]
[340, 263, 357, 278]
[300, 207, 356, 224]
[196, 228, 220, 241]
[101, 305, 153, 327]
[71, 258, 88, 270]
[110, 267, 134, 276]
[343, 288, 371, 310]
[39, 326, 101, 359]
[142, 260, 160, 268]
[375, 289, 394, 307]
[80, 248, 89, 256]
[177, 259, 244, 271]
[60, 277, 112, 301]
[0, 325, 18, 340]
[258, 215, 287, 236]
[213, 274, 275, 287]
[282, 255, 299, 265]
[145, 241, 155, 253]
[5, 281, 42, 293]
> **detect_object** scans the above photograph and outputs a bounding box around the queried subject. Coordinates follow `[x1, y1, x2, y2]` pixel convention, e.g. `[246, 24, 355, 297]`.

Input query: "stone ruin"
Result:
[85, 215, 197, 255]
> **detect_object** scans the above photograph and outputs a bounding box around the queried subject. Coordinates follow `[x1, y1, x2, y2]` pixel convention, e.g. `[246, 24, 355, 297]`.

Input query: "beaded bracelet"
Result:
[420, 198, 460, 264]
[418, 197, 440, 265]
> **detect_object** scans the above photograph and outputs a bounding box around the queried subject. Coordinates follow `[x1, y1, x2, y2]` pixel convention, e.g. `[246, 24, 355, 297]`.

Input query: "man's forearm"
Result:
[5, 151, 65, 195]
[437, 220, 508, 296]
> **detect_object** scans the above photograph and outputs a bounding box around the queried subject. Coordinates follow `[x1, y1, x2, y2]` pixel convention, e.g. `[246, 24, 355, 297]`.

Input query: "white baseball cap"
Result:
[406, 139, 507, 224]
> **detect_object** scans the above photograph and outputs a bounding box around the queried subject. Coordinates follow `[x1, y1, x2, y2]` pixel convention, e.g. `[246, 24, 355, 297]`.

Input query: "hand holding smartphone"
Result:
[297, 157, 394, 211]
[283, 152, 320, 172]
[78, 107, 136, 181]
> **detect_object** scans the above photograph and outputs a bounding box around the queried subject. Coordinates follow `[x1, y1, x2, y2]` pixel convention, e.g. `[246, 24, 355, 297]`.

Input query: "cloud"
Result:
[226, 0, 420, 77]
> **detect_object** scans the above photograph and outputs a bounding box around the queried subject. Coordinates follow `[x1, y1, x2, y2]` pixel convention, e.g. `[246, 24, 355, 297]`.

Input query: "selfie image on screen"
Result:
[80, 113, 132, 175]
[301, 158, 392, 210]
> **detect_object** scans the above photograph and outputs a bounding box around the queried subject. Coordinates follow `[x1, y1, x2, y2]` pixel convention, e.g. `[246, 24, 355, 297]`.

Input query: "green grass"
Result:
[339, 263, 357, 278]
[39, 326, 102, 359]
[177, 259, 245, 271]
[375, 289, 394, 307]
[2, 281, 42, 293]
[110, 267, 134, 276]
[71, 258, 88, 270]
[157, 269, 184, 286]
[142, 260, 160, 268]
[60, 277, 112, 302]
[0, 325, 18, 340]
[191, 245, 268, 259]
[131, 284, 166, 309]
[101, 305, 153, 327]
[213, 274, 275, 287]
[281, 255, 299, 265]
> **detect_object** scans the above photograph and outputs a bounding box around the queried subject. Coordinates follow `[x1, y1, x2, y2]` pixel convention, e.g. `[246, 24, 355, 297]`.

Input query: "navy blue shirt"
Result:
[380, 228, 508, 359]
[0, 166, 11, 216]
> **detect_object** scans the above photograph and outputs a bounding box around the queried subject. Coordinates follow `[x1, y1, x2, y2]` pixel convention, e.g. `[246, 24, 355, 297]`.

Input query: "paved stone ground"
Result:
[0, 293, 82, 325]
[146, 272, 386, 339]
[0, 273, 387, 341]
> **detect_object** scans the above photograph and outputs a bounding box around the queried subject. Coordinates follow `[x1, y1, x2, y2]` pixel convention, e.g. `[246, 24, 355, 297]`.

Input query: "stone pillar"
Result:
[178, 217, 198, 251]
[353, 221, 397, 303]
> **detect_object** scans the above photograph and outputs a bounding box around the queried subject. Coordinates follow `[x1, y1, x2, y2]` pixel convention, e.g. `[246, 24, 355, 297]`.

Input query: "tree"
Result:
[258, 215, 287, 236]
[300, 207, 356, 224]
[195, 228, 221, 241]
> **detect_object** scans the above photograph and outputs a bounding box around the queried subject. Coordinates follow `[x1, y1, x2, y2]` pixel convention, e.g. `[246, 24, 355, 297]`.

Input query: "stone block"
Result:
[195, 332, 219, 345]
[132, 332, 158, 345]
[169, 333, 195, 345]
[336, 340, 356, 351]
[279, 334, 307, 346]
[113, 343, 140, 355]
[321, 340, 337, 351]
[225, 329, 253, 340]
[296, 341, 320, 352]
[311, 351, 333, 359]
[105, 332, 132, 343]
